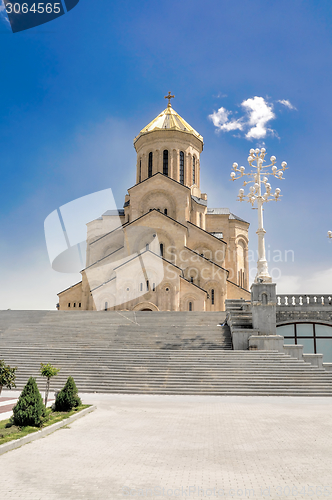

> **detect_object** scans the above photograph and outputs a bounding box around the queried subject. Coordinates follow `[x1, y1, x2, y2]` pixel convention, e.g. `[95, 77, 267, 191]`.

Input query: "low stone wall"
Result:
[276, 294, 332, 325]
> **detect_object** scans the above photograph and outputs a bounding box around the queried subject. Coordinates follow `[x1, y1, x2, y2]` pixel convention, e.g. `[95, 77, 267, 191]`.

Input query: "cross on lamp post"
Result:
[230, 147, 288, 283]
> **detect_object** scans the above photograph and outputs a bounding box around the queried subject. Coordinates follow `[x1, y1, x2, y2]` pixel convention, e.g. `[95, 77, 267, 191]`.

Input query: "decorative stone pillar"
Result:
[251, 282, 277, 335]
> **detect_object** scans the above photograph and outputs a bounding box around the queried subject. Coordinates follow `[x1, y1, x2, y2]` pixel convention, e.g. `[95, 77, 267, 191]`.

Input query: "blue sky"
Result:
[0, 0, 332, 309]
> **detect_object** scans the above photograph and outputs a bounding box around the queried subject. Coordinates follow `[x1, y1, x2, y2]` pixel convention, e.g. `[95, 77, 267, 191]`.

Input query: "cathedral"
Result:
[58, 95, 250, 312]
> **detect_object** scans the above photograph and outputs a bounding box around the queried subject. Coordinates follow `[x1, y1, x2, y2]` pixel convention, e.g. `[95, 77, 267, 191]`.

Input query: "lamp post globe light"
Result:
[328, 231, 332, 239]
[230, 148, 288, 284]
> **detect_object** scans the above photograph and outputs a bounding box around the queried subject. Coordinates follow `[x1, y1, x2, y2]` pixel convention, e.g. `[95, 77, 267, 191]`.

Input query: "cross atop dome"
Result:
[164, 91, 175, 107]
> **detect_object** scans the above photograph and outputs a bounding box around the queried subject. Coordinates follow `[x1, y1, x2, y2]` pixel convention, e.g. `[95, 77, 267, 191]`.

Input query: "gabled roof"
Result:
[184, 247, 228, 275]
[187, 221, 227, 245]
[90, 208, 187, 246]
[90, 249, 183, 292]
[191, 195, 207, 206]
[180, 275, 207, 295]
[207, 208, 249, 224]
[128, 171, 190, 192]
[57, 281, 82, 296]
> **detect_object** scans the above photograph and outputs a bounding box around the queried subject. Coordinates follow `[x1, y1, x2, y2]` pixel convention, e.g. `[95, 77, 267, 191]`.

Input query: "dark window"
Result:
[190, 277, 194, 283]
[140, 283, 143, 292]
[160, 243, 164, 257]
[146, 243, 149, 251]
[277, 322, 332, 362]
[180, 151, 184, 184]
[189, 301, 193, 311]
[153, 283, 156, 291]
[211, 289, 215, 305]
[164, 208, 167, 215]
[79, 303, 81, 308]
[73, 303, 76, 307]
[139, 159, 142, 182]
[105, 302, 108, 311]
[146, 280, 149, 291]
[193, 156, 196, 184]
[148, 152, 153, 178]
[163, 150, 168, 176]
[68, 303, 70, 307]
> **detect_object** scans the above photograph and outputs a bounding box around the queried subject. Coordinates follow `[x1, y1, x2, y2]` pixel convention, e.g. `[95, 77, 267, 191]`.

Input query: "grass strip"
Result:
[0, 405, 90, 446]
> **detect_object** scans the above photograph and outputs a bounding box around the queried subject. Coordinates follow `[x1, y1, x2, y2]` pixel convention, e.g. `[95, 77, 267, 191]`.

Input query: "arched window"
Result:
[164, 208, 167, 216]
[146, 243, 149, 251]
[211, 289, 215, 305]
[179, 151, 184, 184]
[192, 156, 196, 184]
[160, 243, 164, 257]
[262, 293, 268, 305]
[148, 152, 153, 178]
[139, 159, 142, 182]
[153, 283, 156, 291]
[105, 302, 108, 311]
[68, 303, 71, 307]
[189, 301, 193, 311]
[190, 277, 194, 283]
[140, 283, 143, 292]
[146, 280, 149, 291]
[163, 150, 168, 176]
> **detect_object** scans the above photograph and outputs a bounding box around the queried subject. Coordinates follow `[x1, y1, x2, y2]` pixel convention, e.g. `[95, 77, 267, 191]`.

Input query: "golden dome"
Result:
[134, 106, 203, 144]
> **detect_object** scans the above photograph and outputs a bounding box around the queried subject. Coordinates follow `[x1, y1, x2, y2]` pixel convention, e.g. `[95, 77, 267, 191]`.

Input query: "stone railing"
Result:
[277, 294, 332, 307]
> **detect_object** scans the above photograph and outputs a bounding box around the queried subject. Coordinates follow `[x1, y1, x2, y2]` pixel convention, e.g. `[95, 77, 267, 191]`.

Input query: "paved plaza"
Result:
[0, 393, 331, 500]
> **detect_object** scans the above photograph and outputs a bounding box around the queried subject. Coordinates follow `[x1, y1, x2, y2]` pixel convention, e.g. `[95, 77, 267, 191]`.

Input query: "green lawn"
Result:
[0, 405, 90, 446]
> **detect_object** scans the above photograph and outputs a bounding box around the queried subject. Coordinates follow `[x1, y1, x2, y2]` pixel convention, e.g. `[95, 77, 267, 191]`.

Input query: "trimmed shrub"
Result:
[54, 376, 81, 412]
[13, 377, 46, 427]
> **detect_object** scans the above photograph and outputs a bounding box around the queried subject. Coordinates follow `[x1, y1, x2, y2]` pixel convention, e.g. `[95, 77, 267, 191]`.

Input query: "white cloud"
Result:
[209, 95, 297, 141]
[278, 99, 296, 110]
[208, 107, 243, 132]
[241, 96, 275, 140]
[276, 268, 332, 294]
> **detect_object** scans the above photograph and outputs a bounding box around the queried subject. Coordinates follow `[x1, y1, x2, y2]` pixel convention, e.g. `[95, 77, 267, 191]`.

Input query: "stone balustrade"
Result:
[277, 294, 332, 307]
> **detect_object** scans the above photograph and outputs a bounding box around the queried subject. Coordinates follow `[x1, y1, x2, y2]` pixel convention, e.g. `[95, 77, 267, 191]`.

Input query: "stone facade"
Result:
[58, 103, 250, 311]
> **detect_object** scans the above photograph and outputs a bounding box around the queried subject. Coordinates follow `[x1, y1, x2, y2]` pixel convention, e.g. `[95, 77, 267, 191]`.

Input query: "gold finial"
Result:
[164, 91, 175, 107]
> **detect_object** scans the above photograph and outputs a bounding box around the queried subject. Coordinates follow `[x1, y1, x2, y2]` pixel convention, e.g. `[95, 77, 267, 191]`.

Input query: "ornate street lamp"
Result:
[230, 147, 288, 283]
[328, 231, 332, 239]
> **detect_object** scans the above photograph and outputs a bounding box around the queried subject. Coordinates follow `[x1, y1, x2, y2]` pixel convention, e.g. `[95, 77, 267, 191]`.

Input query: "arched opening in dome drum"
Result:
[192, 156, 196, 184]
[141, 308, 152, 311]
[163, 150, 168, 176]
[148, 152, 153, 178]
[180, 151, 184, 184]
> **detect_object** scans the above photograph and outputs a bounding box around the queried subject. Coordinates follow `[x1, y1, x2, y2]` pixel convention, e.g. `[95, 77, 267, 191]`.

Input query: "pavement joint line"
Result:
[0, 405, 95, 456]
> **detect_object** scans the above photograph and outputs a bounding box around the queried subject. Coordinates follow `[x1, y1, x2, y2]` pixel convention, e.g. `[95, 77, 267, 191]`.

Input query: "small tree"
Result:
[13, 377, 46, 427]
[0, 360, 17, 397]
[54, 376, 81, 412]
[40, 363, 60, 407]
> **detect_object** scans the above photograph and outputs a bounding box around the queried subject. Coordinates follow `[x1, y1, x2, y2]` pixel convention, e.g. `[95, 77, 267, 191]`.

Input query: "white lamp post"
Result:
[230, 147, 288, 283]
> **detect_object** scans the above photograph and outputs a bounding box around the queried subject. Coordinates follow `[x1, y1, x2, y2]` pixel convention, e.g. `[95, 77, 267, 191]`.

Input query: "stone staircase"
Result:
[1, 310, 332, 396]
